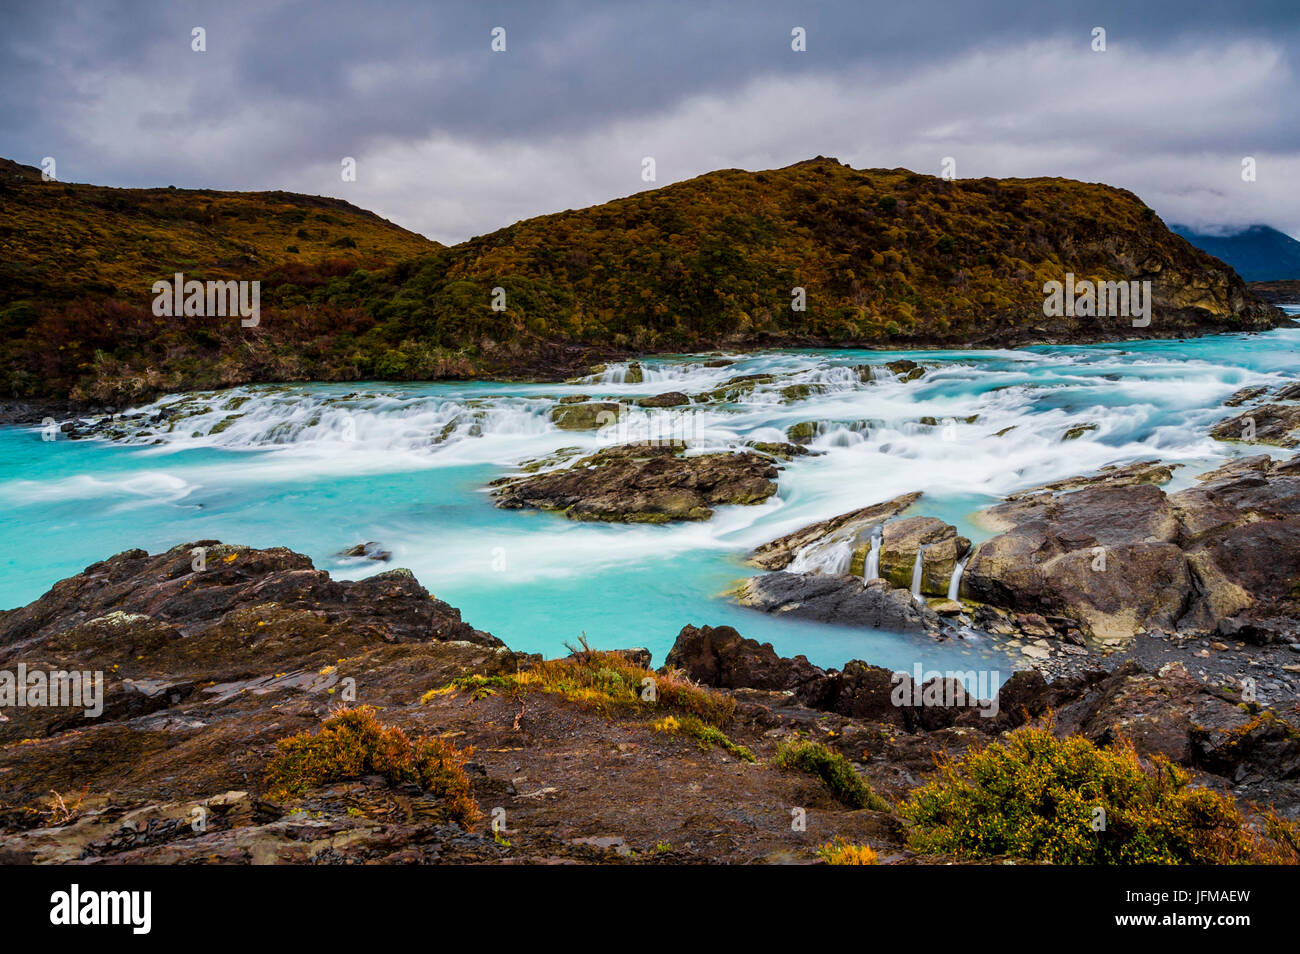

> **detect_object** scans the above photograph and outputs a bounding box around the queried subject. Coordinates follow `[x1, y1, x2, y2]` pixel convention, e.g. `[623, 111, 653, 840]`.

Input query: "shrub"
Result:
[899, 724, 1300, 864]
[652, 714, 755, 762]
[264, 706, 480, 826]
[818, 837, 879, 865]
[775, 740, 890, 811]
[432, 637, 735, 726]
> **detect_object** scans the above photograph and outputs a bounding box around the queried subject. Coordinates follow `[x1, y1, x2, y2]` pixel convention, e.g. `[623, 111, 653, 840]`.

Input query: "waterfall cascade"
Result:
[910, 546, 926, 601]
[862, 530, 882, 581]
[947, 554, 970, 601]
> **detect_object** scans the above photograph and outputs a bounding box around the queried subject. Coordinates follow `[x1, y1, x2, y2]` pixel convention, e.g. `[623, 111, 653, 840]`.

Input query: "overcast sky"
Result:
[4, 0, 1298, 244]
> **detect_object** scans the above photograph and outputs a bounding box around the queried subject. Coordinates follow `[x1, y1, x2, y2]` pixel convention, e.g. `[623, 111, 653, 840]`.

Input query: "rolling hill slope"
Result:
[0, 157, 1284, 407]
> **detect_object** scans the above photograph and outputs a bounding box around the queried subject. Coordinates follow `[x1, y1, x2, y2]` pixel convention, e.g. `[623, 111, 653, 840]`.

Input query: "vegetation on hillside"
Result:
[0, 156, 1280, 406]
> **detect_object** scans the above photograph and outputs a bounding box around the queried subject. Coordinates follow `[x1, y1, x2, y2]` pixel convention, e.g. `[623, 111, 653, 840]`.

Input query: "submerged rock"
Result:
[744, 440, 814, 461]
[885, 359, 925, 382]
[490, 442, 779, 522]
[338, 541, 392, 562]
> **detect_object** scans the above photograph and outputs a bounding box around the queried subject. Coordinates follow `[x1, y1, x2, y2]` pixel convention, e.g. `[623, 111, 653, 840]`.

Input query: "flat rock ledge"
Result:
[490, 442, 779, 523]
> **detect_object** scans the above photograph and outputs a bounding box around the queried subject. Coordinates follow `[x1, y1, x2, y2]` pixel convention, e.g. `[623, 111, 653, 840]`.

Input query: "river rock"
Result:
[338, 541, 392, 562]
[550, 401, 622, 430]
[748, 492, 921, 570]
[637, 391, 690, 408]
[1210, 404, 1300, 447]
[885, 359, 925, 382]
[1003, 460, 1177, 500]
[877, 516, 971, 596]
[490, 442, 778, 522]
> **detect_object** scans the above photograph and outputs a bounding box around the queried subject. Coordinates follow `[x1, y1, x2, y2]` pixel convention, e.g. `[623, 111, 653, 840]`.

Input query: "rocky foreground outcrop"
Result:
[490, 442, 779, 522]
[664, 624, 1300, 816]
[0, 546, 1296, 864]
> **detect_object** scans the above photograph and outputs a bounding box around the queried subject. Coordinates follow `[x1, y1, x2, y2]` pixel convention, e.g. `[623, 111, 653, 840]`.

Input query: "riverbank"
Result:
[0, 542, 1295, 864]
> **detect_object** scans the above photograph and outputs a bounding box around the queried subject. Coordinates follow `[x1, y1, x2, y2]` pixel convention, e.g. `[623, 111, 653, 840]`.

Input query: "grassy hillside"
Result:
[0, 156, 1283, 406]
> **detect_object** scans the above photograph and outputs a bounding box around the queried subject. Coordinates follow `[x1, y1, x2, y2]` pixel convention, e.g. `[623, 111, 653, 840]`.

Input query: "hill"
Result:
[0, 157, 1284, 407]
[1171, 224, 1300, 282]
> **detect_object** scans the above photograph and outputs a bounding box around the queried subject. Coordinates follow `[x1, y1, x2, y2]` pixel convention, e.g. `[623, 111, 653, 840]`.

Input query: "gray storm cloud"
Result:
[3, 0, 1297, 243]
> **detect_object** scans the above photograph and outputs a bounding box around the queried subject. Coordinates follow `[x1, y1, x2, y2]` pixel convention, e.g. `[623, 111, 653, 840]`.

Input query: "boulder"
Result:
[1210, 404, 1300, 447]
[885, 359, 925, 382]
[637, 391, 690, 408]
[963, 484, 1191, 644]
[877, 516, 971, 596]
[663, 624, 823, 692]
[338, 541, 392, 562]
[734, 572, 943, 636]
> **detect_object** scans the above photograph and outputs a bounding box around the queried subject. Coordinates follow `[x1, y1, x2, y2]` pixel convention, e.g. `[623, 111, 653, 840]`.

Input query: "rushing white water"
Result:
[5, 323, 1300, 671]
[911, 546, 926, 601]
[788, 537, 854, 575]
[948, 553, 970, 601]
[863, 529, 882, 581]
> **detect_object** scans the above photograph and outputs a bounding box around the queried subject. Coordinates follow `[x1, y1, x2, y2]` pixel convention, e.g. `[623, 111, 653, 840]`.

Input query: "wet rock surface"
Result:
[735, 572, 943, 636]
[550, 401, 622, 430]
[876, 516, 970, 596]
[1210, 404, 1300, 447]
[749, 492, 920, 570]
[742, 457, 1300, 653]
[490, 442, 779, 522]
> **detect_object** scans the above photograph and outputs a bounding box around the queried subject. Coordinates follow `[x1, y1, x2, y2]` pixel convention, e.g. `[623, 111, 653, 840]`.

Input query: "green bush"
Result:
[900, 724, 1300, 864]
[775, 740, 890, 810]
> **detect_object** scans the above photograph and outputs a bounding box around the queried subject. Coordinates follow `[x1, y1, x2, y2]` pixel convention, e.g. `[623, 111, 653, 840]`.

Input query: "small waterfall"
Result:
[862, 530, 882, 581]
[947, 554, 970, 601]
[790, 539, 852, 576]
[910, 546, 926, 601]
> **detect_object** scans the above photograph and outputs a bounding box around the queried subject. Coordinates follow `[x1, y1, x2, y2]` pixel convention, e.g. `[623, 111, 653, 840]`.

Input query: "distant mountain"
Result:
[0, 156, 1284, 406]
[1170, 224, 1300, 282]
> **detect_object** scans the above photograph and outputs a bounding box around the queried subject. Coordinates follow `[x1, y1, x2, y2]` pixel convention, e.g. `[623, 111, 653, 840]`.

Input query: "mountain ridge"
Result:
[1172, 223, 1300, 282]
